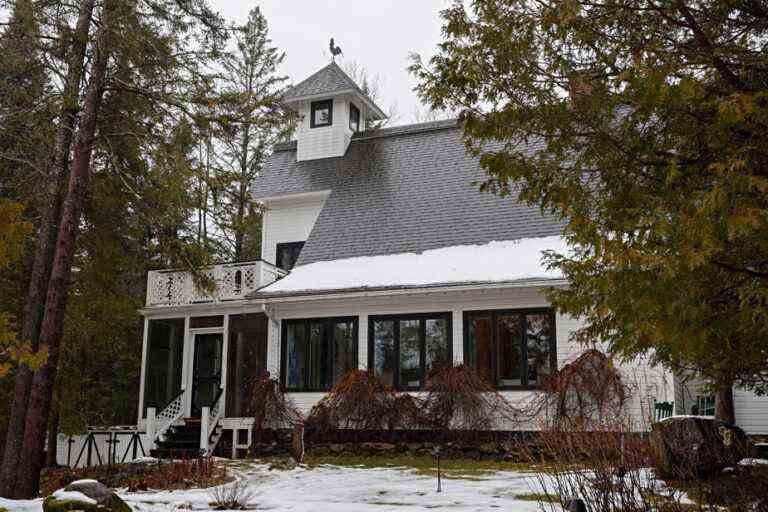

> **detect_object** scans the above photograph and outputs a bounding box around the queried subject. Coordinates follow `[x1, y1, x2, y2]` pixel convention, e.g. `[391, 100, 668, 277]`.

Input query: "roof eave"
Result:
[283, 89, 387, 120]
[247, 278, 568, 303]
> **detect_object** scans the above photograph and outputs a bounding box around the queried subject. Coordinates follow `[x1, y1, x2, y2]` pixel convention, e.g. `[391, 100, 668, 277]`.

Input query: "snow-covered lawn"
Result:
[2, 462, 550, 512]
[126, 462, 548, 512]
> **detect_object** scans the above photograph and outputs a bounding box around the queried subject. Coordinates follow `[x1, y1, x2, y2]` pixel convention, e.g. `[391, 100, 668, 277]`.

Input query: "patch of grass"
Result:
[302, 454, 544, 479]
[514, 493, 560, 503]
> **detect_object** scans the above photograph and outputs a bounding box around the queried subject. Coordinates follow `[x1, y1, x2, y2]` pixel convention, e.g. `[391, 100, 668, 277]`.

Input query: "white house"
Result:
[135, 61, 766, 459]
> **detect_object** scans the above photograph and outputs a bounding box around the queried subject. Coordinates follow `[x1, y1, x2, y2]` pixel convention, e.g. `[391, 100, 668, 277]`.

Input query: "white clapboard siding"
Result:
[734, 389, 768, 435]
[294, 97, 355, 161]
[261, 194, 328, 265]
[267, 286, 672, 431]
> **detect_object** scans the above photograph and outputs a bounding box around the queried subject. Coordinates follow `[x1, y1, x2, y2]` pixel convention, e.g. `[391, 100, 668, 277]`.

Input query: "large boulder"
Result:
[650, 416, 750, 478]
[43, 480, 131, 512]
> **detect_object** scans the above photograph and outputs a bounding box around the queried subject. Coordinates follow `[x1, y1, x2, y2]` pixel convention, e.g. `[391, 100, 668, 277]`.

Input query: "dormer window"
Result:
[310, 99, 333, 128]
[349, 103, 360, 132]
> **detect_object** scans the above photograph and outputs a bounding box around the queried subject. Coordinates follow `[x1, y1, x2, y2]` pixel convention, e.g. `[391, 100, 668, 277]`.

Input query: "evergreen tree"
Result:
[411, 0, 768, 422]
[200, 7, 293, 260]
[0, 0, 228, 497]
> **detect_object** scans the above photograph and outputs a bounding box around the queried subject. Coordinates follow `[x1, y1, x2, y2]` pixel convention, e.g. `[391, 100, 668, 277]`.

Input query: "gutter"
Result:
[247, 278, 568, 304]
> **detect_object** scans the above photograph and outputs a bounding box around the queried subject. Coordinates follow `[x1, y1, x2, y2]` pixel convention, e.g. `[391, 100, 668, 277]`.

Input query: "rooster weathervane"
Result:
[329, 38, 343, 61]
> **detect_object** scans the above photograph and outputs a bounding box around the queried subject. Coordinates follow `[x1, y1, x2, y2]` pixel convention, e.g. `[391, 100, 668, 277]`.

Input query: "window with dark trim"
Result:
[368, 313, 452, 390]
[310, 99, 333, 128]
[349, 102, 360, 132]
[276, 241, 304, 271]
[281, 317, 358, 391]
[463, 309, 556, 390]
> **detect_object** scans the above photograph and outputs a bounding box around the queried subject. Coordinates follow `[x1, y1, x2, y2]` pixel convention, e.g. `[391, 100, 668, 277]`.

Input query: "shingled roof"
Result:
[254, 120, 565, 267]
[283, 61, 386, 119]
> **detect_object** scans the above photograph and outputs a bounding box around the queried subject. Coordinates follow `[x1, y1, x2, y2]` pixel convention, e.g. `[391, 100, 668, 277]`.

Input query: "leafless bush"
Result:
[209, 479, 254, 510]
[248, 374, 303, 436]
[524, 419, 683, 512]
[518, 349, 629, 429]
[420, 364, 514, 431]
[525, 417, 768, 512]
[305, 370, 416, 430]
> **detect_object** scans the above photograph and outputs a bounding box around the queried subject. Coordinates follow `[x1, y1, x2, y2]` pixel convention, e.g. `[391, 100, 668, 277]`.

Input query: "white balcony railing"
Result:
[145, 261, 283, 307]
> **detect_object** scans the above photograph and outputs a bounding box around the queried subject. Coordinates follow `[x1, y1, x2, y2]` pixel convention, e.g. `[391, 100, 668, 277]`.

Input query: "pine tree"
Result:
[200, 7, 293, 260]
[410, 0, 768, 422]
[0, 0, 228, 496]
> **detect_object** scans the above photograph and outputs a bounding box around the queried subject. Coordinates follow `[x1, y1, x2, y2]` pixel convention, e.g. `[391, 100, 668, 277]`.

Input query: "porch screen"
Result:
[225, 313, 268, 417]
[143, 317, 185, 416]
[283, 317, 358, 391]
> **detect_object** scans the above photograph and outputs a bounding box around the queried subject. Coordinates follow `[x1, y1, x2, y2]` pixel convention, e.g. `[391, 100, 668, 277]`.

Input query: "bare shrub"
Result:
[248, 374, 303, 439]
[519, 349, 629, 428]
[420, 364, 514, 431]
[525, 417, 768, 512]
[209, 479, 254, 510]
[524, 420, 684, 512]
[305, 370, 414, 430]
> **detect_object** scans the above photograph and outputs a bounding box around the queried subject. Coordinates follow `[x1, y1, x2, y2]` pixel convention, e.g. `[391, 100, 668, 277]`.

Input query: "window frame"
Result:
[276, 241, 305, 271]
[462, 308, 557, 391]
[280, 316, 358, 392]
[310, 99, 333, 128]
[367, 312, 453, 391]
[349, 102, 360, 132]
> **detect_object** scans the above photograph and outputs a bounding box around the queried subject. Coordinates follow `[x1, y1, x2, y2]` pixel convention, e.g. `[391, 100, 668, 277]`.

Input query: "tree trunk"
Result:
[0, 0, 95, 498]
[14, 5, 111, 497]
[715, 383, 736, 424]
[45, 411, 59, 468]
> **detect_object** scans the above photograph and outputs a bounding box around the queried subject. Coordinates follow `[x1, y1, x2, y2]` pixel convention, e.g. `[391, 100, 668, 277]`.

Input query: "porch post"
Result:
[146, 407, 156, 450]
[181, 315, 192, 416]
[220, 313, 230, 417]
[200, 406, 210, 453]
[137, 316, 150, 424]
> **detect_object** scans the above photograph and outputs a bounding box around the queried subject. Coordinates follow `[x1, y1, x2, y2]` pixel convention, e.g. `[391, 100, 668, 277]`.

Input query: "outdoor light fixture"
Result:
[431, 446, 446, 493]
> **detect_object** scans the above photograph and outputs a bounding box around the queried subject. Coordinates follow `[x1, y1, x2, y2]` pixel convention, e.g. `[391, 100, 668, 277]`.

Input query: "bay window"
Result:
[282, 317, 358, 391]
[369, 313, 452, 390]
[464, 309, 556, 389]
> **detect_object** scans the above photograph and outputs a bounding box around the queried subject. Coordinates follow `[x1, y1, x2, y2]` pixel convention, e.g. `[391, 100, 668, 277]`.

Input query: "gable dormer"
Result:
[283, 62, 386, 161]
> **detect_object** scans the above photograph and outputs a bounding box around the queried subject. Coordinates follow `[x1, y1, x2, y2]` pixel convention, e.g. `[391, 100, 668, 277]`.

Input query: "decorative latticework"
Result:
[146, 261, 282, 307]
[204, 390, 225, 454]
[155, 391, 185, 442]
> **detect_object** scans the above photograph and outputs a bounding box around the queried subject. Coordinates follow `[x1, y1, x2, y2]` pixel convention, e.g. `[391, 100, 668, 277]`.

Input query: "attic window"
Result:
[310, 99, 333, 128]
[276, 241, 305, 271]
[349, 103, 360, 132]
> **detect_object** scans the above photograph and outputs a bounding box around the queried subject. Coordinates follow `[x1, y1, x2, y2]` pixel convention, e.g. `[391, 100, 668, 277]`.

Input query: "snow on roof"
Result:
[254, 235, 570, 298]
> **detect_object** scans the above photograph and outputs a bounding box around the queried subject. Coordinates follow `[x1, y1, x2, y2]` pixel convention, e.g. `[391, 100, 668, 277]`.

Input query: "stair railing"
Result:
[148, 389, 186, 449]
[200, 387, 224, 454]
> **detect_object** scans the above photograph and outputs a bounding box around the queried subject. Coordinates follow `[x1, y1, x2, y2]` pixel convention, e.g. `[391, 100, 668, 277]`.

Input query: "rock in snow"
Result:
[43, 481, 130, 512]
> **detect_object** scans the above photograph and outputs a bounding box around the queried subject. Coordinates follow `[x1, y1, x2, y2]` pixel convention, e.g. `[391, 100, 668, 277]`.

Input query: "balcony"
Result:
[145, 261, 284, 307]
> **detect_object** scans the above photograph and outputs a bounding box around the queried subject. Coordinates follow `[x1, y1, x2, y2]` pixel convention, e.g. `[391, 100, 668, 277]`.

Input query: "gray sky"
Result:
[207, 0, 451, 124]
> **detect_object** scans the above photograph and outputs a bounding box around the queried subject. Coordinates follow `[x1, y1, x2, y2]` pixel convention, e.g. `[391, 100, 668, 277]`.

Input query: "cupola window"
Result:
[310, 99, 333, 128]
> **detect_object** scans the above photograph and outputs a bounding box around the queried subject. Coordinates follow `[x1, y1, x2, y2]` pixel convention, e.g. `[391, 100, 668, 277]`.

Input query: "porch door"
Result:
[191, 332, 223, 417]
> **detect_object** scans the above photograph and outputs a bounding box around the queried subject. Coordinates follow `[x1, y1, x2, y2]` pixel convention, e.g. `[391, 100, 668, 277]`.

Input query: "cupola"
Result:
[283, 61, 386, 161]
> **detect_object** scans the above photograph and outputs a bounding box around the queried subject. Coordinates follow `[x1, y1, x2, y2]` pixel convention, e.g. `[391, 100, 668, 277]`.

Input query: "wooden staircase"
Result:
[150, 418, 204, 459]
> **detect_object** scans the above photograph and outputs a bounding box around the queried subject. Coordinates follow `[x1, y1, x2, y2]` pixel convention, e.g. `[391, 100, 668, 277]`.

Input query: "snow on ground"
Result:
[124, 463, 546, 512]
[0, 463, 548, 512]
[739, 458, 768, 466]
[0, 461, 696, 512]
[256, 235, 570, 296]
[0, 497, 43, 512]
